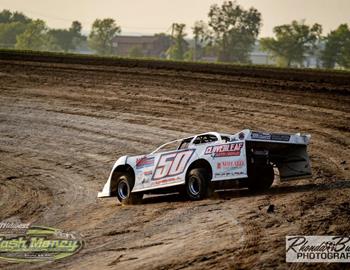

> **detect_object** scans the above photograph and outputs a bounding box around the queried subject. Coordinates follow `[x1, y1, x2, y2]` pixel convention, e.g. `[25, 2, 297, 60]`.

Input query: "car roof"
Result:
[178, 132, 234, 144]
[150, 132, 238, 154]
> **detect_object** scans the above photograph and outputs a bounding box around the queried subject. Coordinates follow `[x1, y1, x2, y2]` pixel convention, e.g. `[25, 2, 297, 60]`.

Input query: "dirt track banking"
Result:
[0, 52, 349, 270]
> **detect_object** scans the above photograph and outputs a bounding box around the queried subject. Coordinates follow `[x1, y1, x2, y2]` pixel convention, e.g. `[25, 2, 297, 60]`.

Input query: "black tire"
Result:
[185, 168, 213, 200]
[116, 173, 143, 205]
[247, 165, 274, 192]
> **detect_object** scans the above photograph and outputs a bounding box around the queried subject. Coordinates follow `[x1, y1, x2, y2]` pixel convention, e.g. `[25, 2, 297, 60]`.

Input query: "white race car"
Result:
[98, 129, 311, 204]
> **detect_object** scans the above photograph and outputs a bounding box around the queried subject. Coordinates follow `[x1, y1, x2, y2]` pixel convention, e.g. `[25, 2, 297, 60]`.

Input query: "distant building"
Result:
[197, 41, 276, 64]
[250, 41, 322, 68]
[112, 35, 171, 58]
[110, 36, 322, 68]
[250, 51, 274, 65]
[249, 41, 275, 65]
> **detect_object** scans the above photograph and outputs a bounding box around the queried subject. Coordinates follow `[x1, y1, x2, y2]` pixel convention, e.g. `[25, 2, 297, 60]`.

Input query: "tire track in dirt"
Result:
[0, 58, 349, 270]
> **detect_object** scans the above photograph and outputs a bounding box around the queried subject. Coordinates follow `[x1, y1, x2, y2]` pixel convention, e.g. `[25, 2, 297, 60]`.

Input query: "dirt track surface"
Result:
[0, 54, 349, 269]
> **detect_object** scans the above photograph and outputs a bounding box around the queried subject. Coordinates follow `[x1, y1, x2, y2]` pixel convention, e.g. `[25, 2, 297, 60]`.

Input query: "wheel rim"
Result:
[188, 176, 200, 196]
[118, 179, 130, 200]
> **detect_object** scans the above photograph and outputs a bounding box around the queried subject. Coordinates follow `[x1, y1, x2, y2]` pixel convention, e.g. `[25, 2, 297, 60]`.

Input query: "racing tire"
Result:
[185, 168, 213, 200]
[247, 165, 274, 192]
[116, 173, 143, 205]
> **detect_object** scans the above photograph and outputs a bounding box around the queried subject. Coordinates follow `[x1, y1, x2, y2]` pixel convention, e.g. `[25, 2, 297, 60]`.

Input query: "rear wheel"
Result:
[247, 165, 274, 192]
[116, 173, 143, 205]
[185, 168, 213, 200]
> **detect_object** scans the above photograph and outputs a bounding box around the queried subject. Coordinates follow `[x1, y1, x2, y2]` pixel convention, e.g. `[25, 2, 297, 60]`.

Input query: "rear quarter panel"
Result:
[198, 141, 248, 181]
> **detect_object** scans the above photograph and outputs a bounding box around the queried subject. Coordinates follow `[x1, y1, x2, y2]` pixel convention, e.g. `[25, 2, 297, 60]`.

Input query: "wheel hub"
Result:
[189, 176, 200, 195]
[118, 180, 130, 199]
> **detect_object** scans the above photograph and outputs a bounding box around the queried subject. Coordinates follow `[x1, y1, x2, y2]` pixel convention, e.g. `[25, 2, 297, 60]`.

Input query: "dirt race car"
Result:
[98, 129, 312, 204]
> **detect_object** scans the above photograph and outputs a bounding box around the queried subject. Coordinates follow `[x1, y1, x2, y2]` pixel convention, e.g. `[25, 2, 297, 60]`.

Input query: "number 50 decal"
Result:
[152, 149, 195, 180]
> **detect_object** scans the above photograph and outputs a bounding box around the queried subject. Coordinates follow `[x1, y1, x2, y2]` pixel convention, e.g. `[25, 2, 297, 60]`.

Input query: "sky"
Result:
[0, 0, 349, 37]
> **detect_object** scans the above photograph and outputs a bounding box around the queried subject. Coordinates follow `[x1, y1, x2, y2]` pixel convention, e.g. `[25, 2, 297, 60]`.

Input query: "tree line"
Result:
[0, 10, 85, 52]
[0, 1, 349, 69]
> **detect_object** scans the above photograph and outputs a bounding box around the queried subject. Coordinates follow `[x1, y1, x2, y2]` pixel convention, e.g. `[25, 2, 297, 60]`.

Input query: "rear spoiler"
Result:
[248, 131, 311, 145]
[234, 130, 312, 181]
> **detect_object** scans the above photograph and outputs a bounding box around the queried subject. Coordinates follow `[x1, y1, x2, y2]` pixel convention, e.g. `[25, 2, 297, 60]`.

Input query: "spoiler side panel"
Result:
[275, 144, 312, 181]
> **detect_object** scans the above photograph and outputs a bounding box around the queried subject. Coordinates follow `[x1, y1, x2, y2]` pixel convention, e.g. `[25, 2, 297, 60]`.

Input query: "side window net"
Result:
[221, 136, 230, 142]
[178, 138, 193, 150]
[193, 135, 218, 145]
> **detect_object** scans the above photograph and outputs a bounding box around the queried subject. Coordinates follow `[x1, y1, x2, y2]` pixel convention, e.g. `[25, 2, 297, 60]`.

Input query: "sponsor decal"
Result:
[251, 132, 290, 142]
[152, 149, 194, 181]
[271, 134, 291, 141]
[144, 170, 152, 176]
[136, 156, 155, 169]
[153, 177, 179, 185]
[205, 143, 244, 158]
[0, 221, 83, 263]
[217, 160, 245, 170]
[215, 171, 244, 177]
[286, 236, 350, 263]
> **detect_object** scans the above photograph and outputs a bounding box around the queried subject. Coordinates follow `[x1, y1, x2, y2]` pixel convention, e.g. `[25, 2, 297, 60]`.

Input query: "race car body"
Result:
[98, 129, 312, 204]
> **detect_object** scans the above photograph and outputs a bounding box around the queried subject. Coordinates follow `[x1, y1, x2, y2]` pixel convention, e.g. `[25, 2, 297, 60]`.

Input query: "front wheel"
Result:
[116, 173, 143, 205]
[185, 168, 213, 200]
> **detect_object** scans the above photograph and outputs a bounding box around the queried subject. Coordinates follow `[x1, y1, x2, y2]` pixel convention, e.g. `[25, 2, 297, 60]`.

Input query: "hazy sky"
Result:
[0, 0, 349, 37]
